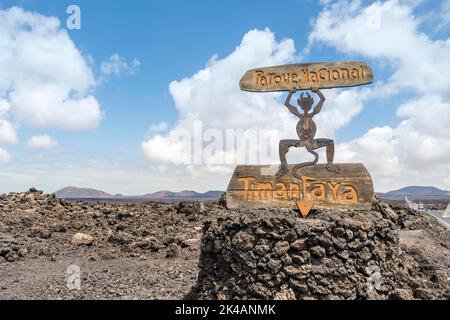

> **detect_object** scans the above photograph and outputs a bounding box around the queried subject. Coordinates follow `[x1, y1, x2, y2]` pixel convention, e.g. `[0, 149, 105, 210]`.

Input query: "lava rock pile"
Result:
[190, 202, 448, 300]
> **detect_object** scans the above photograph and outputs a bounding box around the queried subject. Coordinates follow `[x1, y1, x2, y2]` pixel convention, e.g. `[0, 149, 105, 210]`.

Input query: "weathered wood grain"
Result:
[240, 61, 373, 92]
[226, 163, 374, 211]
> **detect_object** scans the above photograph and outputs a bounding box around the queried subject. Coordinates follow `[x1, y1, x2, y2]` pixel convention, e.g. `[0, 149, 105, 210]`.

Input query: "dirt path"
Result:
[0, 255, 199, 300]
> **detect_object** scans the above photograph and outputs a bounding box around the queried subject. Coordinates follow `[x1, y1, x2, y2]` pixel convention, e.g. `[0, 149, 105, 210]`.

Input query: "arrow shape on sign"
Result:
[296, 200, 314, 218]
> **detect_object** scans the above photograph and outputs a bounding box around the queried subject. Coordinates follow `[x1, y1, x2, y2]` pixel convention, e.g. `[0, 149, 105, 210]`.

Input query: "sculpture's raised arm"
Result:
[311, 87, 325, 116]
[284, 89, 301, 117]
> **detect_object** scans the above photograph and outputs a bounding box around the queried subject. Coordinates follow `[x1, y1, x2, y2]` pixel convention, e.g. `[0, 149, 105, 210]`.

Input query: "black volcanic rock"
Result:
[189, 203, 449, 300]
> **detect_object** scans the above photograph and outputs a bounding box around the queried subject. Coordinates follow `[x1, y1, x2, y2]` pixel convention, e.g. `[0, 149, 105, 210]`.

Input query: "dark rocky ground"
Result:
[0, 189, 449, 300]
[0, 189, 212, 299]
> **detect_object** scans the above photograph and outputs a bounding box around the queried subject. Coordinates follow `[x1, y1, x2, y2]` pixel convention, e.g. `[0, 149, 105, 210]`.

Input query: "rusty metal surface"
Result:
[277, 87, 335, 179]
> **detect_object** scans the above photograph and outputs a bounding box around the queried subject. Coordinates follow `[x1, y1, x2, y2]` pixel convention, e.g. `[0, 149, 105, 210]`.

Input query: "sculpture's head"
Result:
[297, 92, 314, 112]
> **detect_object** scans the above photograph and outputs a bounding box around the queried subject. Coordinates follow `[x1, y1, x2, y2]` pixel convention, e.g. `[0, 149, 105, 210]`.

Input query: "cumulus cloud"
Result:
[0, 119, 18, 145]
[0, 100, 11, 116]
[142, 133, 189, 165]
[142, 29, 297, 170]
[101, 54, 140, 76]
[148, 122, 169, 133]
[0, 73, 17, 162]
[11, 84, 101, 130]
[139, 2, 450, 191]
[0, 147, 11, 162]
[309, 0, 450, 190]
[26, 135, 58, 150]
[0, 99, 17, 161]
[314, 87, 372, 138]
[0, 6, 102, 146]
[141, 28, 368, 180]
[309, 0, 450, 97]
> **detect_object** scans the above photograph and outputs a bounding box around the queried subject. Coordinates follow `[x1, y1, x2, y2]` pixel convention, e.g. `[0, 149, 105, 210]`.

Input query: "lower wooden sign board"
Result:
[226, 163, 374, 217]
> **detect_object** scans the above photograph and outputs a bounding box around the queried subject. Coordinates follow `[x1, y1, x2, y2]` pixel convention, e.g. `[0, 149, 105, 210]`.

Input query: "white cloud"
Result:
[26, 135, 58, 150]
[337, 124, 450, 191]
[101, 53, 140, 76]
[142, 29, 296, 169]
[167, 29, 297, 131]
[396, 95, 450, 139]
[142, 133, 188, 165]
[149, 122, 169, 133]
[337, 126, 401, 181]
[0, 119, 18, 145]
[314, 87, 371, 138]
[308, 0, 450, 97]
[141, 28, 372, 189]
[0, 100, 10, 116]
[0, 6, 102, 137]
[0, 147, 11, 162]
[10, 84, 101, 130]
[309, 0, 450, 191]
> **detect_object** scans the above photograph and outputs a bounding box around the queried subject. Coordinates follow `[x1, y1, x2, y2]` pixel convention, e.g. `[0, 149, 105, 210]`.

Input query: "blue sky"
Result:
[0, 0, 449, 194]
[3, 0, 321, 145]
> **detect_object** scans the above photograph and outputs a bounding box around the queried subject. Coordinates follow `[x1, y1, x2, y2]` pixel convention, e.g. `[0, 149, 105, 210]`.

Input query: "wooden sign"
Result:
[226, 164, 374, 217]
[240, 61, 373, 92]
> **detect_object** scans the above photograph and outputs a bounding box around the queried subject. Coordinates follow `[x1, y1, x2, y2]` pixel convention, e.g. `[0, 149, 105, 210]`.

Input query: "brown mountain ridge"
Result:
[54, 186, 224, 200]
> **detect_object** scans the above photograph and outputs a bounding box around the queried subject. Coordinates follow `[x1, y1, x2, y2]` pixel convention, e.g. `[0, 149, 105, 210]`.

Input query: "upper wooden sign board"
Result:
[240, 61, 373, 92]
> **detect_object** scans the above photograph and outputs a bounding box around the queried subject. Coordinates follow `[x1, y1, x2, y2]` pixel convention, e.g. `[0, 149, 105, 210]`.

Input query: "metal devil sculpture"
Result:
[277, 87, 335, 179]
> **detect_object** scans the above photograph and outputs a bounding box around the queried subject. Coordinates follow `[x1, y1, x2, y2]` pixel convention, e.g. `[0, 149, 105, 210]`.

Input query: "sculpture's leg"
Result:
[314, 138, 335, 164]
[310, 138, 338, 173]
[277, 139, 301, 177]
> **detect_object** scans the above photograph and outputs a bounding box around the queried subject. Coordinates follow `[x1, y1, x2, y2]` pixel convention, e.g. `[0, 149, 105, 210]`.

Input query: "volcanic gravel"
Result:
[0, 189, 448, 300]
